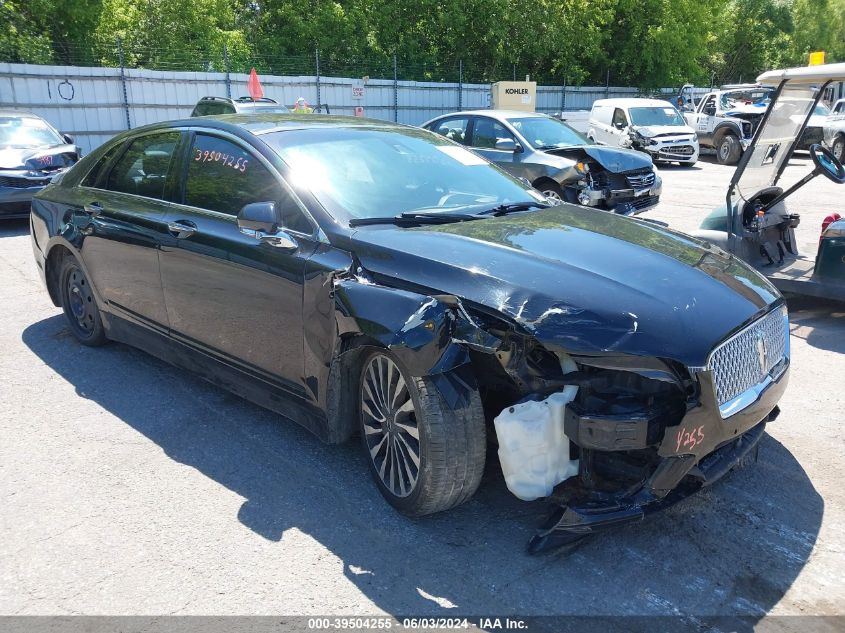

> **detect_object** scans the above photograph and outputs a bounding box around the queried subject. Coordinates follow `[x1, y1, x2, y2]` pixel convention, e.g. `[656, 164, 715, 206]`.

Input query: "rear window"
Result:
[192, 101, 235, 117]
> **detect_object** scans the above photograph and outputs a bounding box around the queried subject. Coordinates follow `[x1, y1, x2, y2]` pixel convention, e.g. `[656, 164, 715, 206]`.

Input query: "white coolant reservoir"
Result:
[494, 379, 580, 502]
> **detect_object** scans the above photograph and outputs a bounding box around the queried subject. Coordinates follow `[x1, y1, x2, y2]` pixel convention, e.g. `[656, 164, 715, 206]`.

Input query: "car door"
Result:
[610, 108, 629, 144]
[157, 130, 315, 392]
[469, 116, 530, 179]
[694, 95, 717, 142]
[76, 130, 182, 331]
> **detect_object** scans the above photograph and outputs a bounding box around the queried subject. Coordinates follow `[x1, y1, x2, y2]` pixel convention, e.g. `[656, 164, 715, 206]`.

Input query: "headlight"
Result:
[574, 161, 589, 174]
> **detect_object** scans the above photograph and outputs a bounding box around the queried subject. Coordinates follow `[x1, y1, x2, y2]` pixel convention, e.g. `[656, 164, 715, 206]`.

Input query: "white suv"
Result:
[588, 98, 699, 165]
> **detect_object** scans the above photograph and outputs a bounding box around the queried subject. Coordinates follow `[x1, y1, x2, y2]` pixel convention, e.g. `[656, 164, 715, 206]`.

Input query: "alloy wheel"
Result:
[542, 189, 564, 204]
[360, 354, 420, 498]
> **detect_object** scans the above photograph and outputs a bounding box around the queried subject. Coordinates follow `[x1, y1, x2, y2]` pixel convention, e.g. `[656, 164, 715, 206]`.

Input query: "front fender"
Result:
[333, 280, 499, 378]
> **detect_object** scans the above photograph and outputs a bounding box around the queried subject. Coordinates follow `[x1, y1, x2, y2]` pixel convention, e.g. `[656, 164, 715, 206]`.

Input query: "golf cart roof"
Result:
[757, 63, 845, 86]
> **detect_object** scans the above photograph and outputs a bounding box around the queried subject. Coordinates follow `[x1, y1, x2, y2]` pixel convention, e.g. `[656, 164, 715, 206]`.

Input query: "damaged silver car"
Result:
[31, 114, 789, 552]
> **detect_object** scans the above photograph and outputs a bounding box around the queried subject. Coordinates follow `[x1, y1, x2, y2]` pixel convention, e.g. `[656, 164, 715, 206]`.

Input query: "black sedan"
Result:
[30, 114, 789, 551]
[1, 110, 79, 218]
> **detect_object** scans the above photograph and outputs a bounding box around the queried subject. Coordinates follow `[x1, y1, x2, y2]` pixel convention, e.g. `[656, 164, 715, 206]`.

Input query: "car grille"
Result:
[625, 171, 656, 189]
[708, 307, 788, 410]
[0, 176, 50, 188]
[658, 145, 695, 156]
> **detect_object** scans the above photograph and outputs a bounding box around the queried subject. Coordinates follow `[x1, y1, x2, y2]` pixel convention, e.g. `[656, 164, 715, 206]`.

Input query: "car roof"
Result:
[433, 110, 548, 120]
[124, 113, 411, 138]
[757, 62, 845, 86]
[197, 95, 280, 105]
[591, 98, 675, 108]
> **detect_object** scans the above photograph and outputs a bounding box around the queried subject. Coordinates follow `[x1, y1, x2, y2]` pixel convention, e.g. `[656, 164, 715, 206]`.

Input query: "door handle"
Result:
[167, 220, 197, 239]
[83, 202, 103, 217]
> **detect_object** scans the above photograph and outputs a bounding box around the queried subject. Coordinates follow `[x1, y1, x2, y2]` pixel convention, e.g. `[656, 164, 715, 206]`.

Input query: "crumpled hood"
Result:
[0, 144, 77, 170]
[632, 124, 697, 138]
[544, 145, 652, 172]
[351, 206, 780, 367]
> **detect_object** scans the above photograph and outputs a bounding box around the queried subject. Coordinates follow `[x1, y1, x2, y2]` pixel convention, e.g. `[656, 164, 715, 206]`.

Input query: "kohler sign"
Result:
[491, 81, 536, 111]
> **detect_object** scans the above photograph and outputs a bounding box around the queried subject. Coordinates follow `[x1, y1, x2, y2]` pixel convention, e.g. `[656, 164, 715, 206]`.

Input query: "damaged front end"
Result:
[331, 264, 788, 554]
[484, 308, 788, 553]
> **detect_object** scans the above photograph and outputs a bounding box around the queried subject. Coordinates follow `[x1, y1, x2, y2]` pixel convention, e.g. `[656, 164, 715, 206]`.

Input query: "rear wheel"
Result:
[715, 132, 741, 165]
[59, 257, 107, 346]
[358, 349, 485, 517]
[832, 135, 845, 162]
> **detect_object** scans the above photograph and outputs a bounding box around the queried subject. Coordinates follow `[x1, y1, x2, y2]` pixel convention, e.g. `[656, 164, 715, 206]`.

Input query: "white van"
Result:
[588, 98, 699, 165]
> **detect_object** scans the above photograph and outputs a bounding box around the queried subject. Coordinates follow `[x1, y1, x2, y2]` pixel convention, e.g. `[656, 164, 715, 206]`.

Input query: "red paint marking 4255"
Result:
[676, 425, 705, 453]
[38, 155, 53, 166]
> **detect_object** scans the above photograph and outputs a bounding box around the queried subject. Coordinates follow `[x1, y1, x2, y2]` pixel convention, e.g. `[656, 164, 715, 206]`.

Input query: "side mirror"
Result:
[495, 138, 517, 152]
[237, 201, 298, 251]
[614, 121, 626, 130]
[704, 106, 716, 116]
[62, 133, 74, 145]
[238, 201, 278, 233]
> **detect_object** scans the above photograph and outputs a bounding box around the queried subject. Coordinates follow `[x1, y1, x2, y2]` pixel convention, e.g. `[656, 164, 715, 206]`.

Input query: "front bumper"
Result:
[643, 138, 699, 163]
[529, 360, 789, 553]
[0, 170, 56, 218]
[575, 175, 662, 215]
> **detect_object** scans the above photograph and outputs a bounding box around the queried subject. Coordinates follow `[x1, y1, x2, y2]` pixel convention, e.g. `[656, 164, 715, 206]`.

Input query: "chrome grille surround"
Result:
[625, 171, 656, 189]
[707, 306, 789, 418]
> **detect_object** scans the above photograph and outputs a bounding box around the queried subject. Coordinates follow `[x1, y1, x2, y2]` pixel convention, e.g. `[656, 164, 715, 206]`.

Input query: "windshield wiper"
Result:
[474, 201, 550, 216]
[349, 211, 481, 227]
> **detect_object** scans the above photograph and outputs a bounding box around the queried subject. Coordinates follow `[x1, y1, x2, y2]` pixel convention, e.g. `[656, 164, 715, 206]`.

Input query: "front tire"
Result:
[832, 135, 845, 162]
[358, 349, 485, 517]
[715, 132, 741, 165]
[59, 256, 107, 346]
[536, 181, 565, 205]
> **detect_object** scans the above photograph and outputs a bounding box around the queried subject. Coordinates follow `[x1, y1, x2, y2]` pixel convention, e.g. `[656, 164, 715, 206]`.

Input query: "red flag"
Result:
[247, 68, 264, 100]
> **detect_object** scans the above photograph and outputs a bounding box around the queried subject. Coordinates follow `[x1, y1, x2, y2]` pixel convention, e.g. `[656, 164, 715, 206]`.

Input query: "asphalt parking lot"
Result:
[1, 156, 843, 621]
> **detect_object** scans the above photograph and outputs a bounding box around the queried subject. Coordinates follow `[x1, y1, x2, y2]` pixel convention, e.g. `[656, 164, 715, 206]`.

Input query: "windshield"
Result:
[732, 83, 821, 208]
[0, 116, 64, 149]
[720, 88, 772, 111]
[264, 126, 541, 222]
[629, 106, 686, 127]
[506, 116, 590, 148]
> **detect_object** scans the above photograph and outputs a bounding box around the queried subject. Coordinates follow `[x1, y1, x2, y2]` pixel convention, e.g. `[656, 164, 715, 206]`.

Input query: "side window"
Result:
[593, 105, 611, 124]
[184, 134, 312, 233]
[430, 117, 470, 145]
[81, 142, 125, 188]
[104, 132, 179, 200]
[472, 118, 515, 149]
[612, 108, 628, 129]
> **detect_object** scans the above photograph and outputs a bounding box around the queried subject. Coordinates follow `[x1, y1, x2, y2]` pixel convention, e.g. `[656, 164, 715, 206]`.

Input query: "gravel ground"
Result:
[0, 155, 843, 621]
